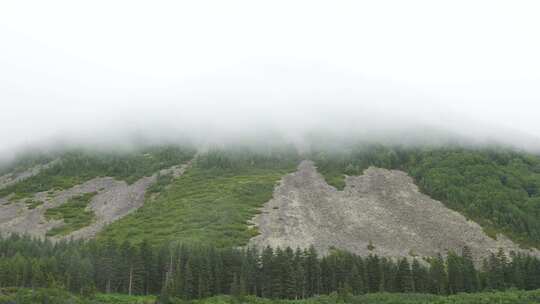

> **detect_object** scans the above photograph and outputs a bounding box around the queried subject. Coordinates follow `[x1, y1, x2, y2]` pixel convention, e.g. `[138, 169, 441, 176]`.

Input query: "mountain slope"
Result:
[0, 158, 193, 240]
[1, 143, 540, 262]
[312, 145, 540, 248]
[250, 160, 537, 262]
[98, 148, 299, 246]
[0, 146, 196, 239]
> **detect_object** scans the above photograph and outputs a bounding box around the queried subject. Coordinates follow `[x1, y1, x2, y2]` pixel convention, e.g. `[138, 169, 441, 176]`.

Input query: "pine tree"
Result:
[281, 248, 296, 299]
[293, 261, 306, 299]
[446, 251, 464, 294]
[139, 239, 156, 295]
[272, 247, 285, 298]
[30, 259, 45, 290]
[241, 247, 258, 295]
[366, 254, 381, 293]
[411, 258, 428, 293]
[395, 258, 413, 293]
[98, 239, 117, 293]
[320, 257, 331, 294]
[212, 249, 224, 295]
[79, 257, 95, 296]
[429, 254, 447, 295]
[461, 246, 478, 293]
[196, 252, 211, 299]
[349, 263, 364, 295]
[230, 272, 246, 303]
[486, 251, 505, 290]
[261, 246, 274, 298]
[183, 261, 195, 299]
[304, 246, 320, 297]
[380, 257, 396, 292]
[118, 241, 144, 295]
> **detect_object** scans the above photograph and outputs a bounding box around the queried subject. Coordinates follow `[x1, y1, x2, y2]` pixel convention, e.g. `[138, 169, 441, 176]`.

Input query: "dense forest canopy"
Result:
[1, 235, 540, 302]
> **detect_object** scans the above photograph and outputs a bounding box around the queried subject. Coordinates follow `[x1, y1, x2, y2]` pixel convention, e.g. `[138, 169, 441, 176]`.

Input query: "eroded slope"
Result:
[0, 162, 191, 240]
[250, 160, 538, 261]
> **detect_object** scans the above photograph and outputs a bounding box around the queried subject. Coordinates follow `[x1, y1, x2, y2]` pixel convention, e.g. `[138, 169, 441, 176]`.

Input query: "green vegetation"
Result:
[0, 288, 84, 304]
[3, 290, 540, 304]
[92, 293, 155, 304]
[2, 235, 540, 303]
[44, 192, 97, 236]
[24, 198, 43, 209]
[0, 145, 196, 199]
[188, 291, 540, 304]
[312, 144, 540, 248]
[99, 147, 299, 247]
[0, 288, 155, 304]
[146, 172, 174, 197]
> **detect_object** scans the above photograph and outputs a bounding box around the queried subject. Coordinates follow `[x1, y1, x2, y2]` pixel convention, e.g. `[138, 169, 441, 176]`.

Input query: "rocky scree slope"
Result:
[249, 160, 539, 262]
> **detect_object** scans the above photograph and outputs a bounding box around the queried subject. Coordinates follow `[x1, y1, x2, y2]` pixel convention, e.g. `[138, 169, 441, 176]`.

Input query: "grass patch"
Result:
[92, 293, 156, 304]
[2, 289, 540, 304]
[317, 168, 347, 190]
[186, 291, 540, 304]
[45, 192, 97, 237]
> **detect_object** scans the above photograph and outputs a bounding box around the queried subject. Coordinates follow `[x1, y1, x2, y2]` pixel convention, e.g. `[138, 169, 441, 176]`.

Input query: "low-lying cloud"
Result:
[1, 1, 540, 160]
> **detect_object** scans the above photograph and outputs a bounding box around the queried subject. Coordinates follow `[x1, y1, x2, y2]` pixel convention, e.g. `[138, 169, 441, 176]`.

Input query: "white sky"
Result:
[1, 1, 540, 156]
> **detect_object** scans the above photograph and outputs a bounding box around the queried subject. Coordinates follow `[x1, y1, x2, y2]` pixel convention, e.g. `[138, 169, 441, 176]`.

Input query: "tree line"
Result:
[1, 235, 540, 301]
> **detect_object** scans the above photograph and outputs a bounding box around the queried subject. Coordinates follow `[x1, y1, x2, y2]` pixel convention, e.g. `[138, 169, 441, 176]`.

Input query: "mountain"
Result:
[1, 141, 540, 264]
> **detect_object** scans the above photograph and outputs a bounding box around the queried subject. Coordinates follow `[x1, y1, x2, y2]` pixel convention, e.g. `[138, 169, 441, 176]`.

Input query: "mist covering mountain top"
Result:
[2, 1, 540, 160]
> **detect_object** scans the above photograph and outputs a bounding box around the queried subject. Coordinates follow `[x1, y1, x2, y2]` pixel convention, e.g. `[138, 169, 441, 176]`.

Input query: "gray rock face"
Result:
[0, 161, 192, 240]
[249, 160, 539, 262]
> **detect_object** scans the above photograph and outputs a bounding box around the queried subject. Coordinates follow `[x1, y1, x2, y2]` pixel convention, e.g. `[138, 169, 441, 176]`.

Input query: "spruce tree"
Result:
[446, 251, 464, 294]
[366, 254, 381, 293]
[261, 246, 274, 298]
[429, 254, 447, 295]
[139, 239, 156, 295]
[395, 258, 413, 293]
[183, 261, 195, 299]
[461, 246, 478, 292]
[304, 246, 320, 297]
[411, 258, 427, 293]
[349, 263, 364, 295]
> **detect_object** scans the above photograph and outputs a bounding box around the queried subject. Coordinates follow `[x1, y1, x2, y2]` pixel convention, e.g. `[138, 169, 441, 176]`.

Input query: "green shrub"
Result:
[45, 192, 97, 236]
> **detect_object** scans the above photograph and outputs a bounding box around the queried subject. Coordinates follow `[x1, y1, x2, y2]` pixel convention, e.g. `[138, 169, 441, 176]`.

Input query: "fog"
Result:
[1, 1, 540, 160]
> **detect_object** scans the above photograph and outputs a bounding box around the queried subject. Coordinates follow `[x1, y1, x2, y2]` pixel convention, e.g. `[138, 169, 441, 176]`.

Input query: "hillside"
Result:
[2, 143, 540, 256]
[312, 145, 540, 249]
[249, 160, 536, 262]
[0, 146, 196, 240]
[98, 147, 299, 246]
[3, 143, 540, 301]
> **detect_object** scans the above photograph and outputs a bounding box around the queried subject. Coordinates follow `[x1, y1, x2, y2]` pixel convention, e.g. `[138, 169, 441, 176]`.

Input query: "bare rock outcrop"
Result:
[249, 160, 539, 262]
